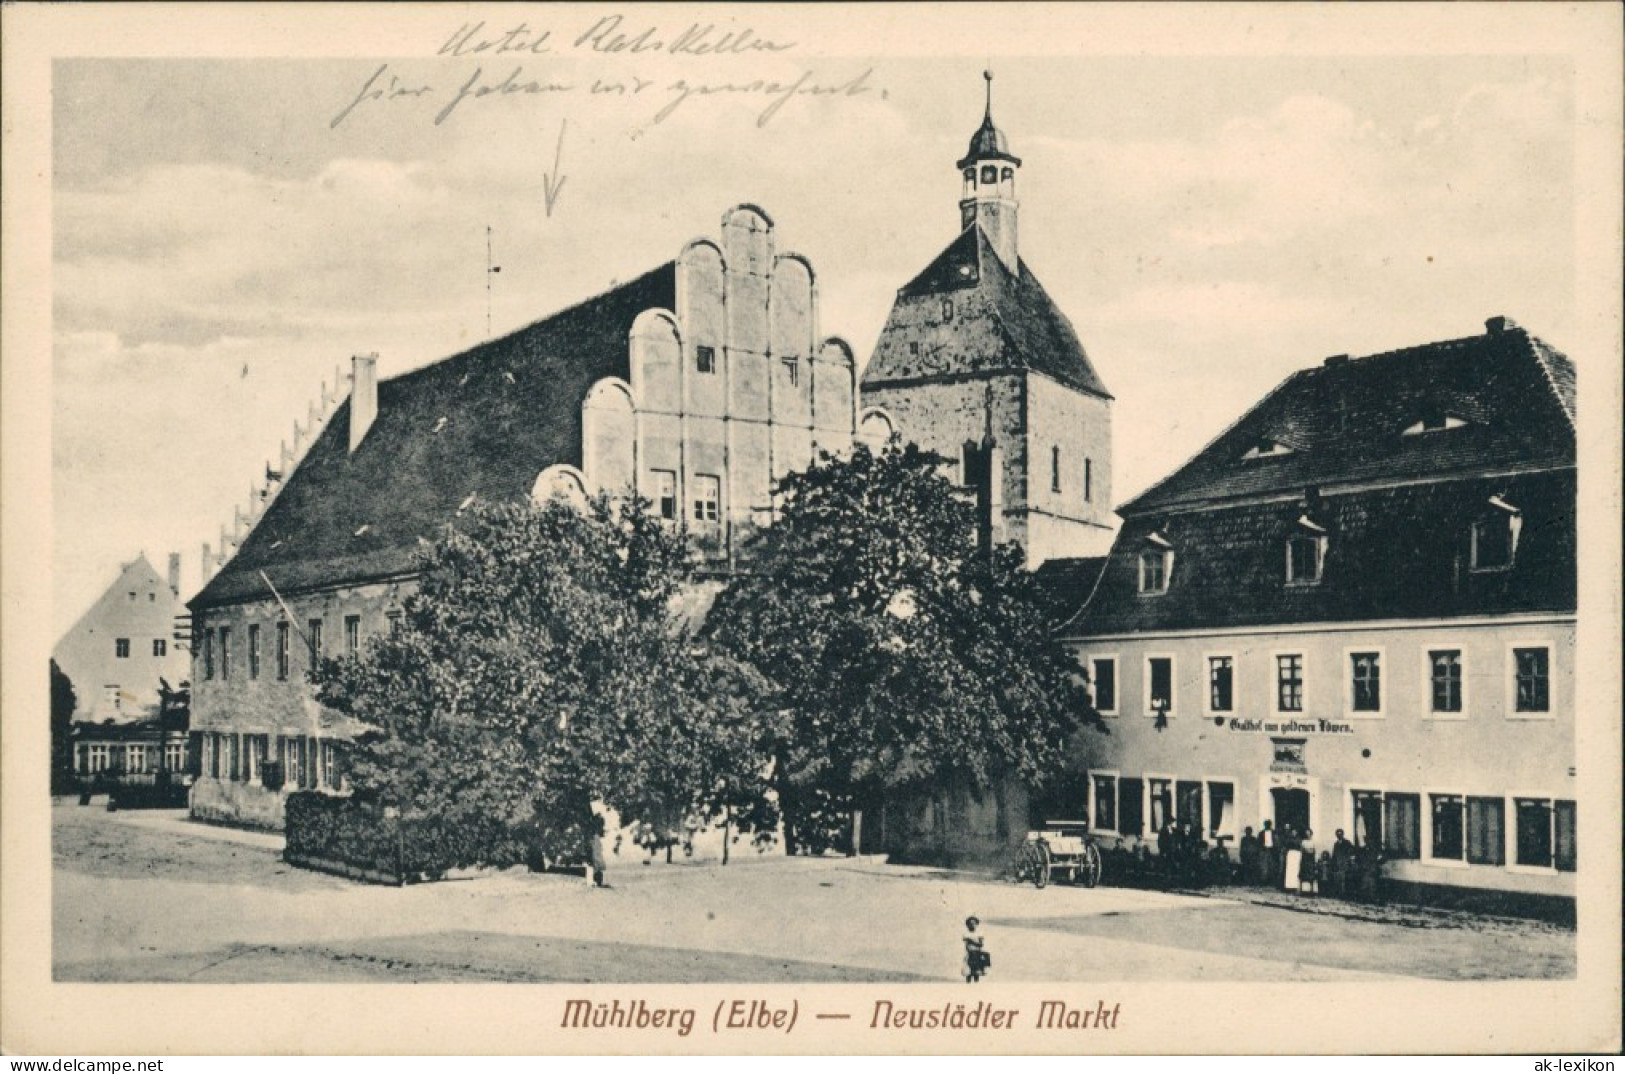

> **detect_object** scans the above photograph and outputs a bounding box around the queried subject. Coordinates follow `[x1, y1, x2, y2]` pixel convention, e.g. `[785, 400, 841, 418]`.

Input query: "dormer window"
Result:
[1139, 532, 1173, 595]
[1403, 412, 1468, 435]
[1470, 496, 1521, 571]
[1285, 516, 1327, 585]
[1242, 438, 1294, 460]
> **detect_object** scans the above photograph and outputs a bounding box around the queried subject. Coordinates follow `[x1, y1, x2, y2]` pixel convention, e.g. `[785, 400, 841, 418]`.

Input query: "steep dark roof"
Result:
[1123, 320, 1575, 515]
[1032, 556, 1107, 621]
[193, 264, 676, 608]
[1070, 468, 1575, 636]
[862, 225, 1111, 398]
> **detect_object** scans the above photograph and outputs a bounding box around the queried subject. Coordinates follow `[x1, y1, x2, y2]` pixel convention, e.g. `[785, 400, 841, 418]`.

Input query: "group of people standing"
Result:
[1237, 823, 1382, 899]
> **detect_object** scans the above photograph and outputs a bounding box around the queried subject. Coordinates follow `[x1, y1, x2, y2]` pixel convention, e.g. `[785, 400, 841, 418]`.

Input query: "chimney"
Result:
[1323, 354, 1350, 368]
[350, 353, 379, 454]
[1485, 316, 1519, 335]
[167, 553, 181, 596]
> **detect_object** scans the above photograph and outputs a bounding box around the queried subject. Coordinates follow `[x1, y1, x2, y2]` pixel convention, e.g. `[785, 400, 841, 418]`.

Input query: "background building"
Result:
[52, 552, 190, 722]
[1064, 316, 1577, 911]
[186, 206, 861, 829]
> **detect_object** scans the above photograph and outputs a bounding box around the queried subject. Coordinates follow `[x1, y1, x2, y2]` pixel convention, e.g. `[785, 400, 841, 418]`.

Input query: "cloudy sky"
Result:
[48, 8, 1588, 636]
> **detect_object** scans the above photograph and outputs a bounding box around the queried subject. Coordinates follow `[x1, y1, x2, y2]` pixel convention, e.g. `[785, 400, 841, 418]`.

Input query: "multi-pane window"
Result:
[248, 624, 261, 680]
[1430, 794, 1464, 860]
[651, 470, 678, 520]
[1207, 656, 1234, 713]
[219, 628, 232, 680]
[1513, 647, 1550, 713]
[163, 740, 186, 773]
[276, 621, 290, 680]
[152, 639, 167, 657]
[1090, 658, 1117, 714]
[1147, 657, 1174, 715]
[1514, 798, 1553, 867]
[1350, 652, 1381, 712]
[692, 474, 721, 523]
[1384, 792, 1421, 859]
[245, 734, 268, 783]
[307, 619, 323, 667]
[115, 638, 130, 659]
[1276, 654, 1304, 712]
[1091, 774, 1117, 832]
[1466, 796, 1505, 865]
[1286, 535, 1323, 584]
[695, 345, 716, 374]
[126, 744, 147, 773]
[203, 631, 214, 679]
[1138, 551, 1169, 594]
[345, 615, 361, 657]
[1429, 649, 1463, 713]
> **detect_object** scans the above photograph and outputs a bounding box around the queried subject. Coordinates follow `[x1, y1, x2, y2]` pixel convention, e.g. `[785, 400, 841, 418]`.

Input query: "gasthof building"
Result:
[1061, 317, 1576, 912]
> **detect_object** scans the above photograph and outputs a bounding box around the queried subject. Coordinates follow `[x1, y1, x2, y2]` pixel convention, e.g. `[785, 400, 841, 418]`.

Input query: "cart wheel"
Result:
[1080, 842, 1102, 888]
[1032, 843, 1050, 889]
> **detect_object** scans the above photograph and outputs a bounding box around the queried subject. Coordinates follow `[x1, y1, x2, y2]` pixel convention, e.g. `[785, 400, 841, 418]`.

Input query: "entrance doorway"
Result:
[1271, 787, 1311, 836]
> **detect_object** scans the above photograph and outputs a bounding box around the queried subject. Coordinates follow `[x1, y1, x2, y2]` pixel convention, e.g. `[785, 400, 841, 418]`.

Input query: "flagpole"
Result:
[260, 569, 322, 787]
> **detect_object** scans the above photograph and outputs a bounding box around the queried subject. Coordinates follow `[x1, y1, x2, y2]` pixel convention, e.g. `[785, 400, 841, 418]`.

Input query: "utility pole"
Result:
[485, 225, 502, 339]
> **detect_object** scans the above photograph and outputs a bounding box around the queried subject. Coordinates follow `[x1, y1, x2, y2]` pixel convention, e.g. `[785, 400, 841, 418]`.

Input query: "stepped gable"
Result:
[193, 263, 677, 608]
[1122, 321, 1575, 515]
[862, 225, 1111, 399]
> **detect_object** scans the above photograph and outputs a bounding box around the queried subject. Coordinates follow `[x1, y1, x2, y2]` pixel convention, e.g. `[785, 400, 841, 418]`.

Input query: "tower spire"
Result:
[983, 69, 994, 121]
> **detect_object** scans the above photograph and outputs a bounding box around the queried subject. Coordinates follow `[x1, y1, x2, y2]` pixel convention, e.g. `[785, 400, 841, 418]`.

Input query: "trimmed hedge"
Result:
[284, 791, 476, 885]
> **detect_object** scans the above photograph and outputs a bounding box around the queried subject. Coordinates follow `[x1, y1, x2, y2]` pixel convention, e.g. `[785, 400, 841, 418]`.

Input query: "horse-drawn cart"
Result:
[1009, 820, 1102, 889]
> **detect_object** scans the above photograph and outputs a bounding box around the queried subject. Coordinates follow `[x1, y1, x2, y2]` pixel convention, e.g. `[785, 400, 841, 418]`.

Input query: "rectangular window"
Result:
[248, 624, 261, 680]
[1089, 657, 1116, 714]
[1350, 651, 1381, 713]
[1208, 782, 1236, 840]
[245, 734, 268, 783]
[387, 611, 403, 636]
[276, 622, 290, 680]
[282, 736, 302, 790]
[1091, 774, 1118, 832]
[1471, 517, 1515, 570]
[163, 741, 186, 772]
[692, 474, 721, 523]
[227, 733, 242, 783]
[1050, 446, 1061, 493]
[1146, 656, 1174, 716]
[1138, 551, 1168, 594]
[1554, 800, 1576, 872]
[323, 741, 344, 791]
[1084, 458, 1093, 503]
[1276, 654, 1304, 712]
[345, 615, 361, 656]
[1513, 647, 1550, 713]
[651, 470, 678, 520]
[1467, 796, 1505, 865]
[203, 631, 214, 679]
[1119, 777, 1143, 837]
[1146, 778, 1173, 833]
[218, 628, 231, 680]
[115, 638, 130, 659]
[1286, 535, 1323, 584]
[1429, 649, 1463, 713]
[126, 744, 146, 773]
[1384, 792, 1421, 859]
[695, 345, 716, 374]
[1207, 656, 1234, 713]
[1430, 794, 1464, 860]
[1175, 780, 1204, 832]
[308, 619, 323, 667]
[152, 639, 167, 657]
[1514, 798, 1553, 868]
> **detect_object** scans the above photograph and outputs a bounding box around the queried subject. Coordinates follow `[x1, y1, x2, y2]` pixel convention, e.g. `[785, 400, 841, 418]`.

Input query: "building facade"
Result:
[53, 553, 190, 722]
[187, 206, 861, 829]
[1063, 317, 1577, 907]
[861, 73, 1116, 568]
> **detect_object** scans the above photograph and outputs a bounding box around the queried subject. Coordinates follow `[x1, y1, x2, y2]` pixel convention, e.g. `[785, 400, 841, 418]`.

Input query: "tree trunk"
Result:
[722, 813, 731, 866]
[850, 809, 864, 857]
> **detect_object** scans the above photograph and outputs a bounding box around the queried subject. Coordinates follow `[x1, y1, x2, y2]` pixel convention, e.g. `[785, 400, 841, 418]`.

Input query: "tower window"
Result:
[1050, 446, 1062, 492]
[980, 164, 997, 184]
[963, 168, 974, 182]
[1085, 458, 1093, 503]
[1001, 167, 1013, 182]
[783, 357, 800, 387]
[695, 345, 716, 375]
[692, 474, 721, 523]
[651, 470, 678, 520]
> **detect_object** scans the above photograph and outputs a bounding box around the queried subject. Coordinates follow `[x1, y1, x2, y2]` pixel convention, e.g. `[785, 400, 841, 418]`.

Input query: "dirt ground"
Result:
[52, 803, 1575, 983]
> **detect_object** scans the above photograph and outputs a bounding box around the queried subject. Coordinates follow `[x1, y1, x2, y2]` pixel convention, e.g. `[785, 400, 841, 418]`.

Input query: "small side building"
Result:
[1062, 317, 1577, 913]
[53, 553, 190, 722]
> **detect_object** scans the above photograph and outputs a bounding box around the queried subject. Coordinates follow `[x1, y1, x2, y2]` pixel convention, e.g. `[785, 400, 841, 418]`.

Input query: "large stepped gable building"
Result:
[187, 205, 861, 829]
[1063, 317, 1577, 912]
[861, 72, 1116, 569]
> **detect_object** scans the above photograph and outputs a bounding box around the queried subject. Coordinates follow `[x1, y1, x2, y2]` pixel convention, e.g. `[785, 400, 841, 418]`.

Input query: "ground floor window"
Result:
[1091, 774, 1118, 832]
[1175, 780, 1204, 832]
[163, 741, 186, 772]
[1514, 798, 1554, 868]
[1147, 778, 1173, 833]
[1208, 782, 1236, 842]
[1384, 793, 1420, 859]
[1119, 777, 1143, 838]
[1430, 794, 1464, 860]
[245, 734, 269, 783]
[1466, 796, 1505, 865]
[1554, 800, 1576, 872]
[1351, 790, 1382, 850]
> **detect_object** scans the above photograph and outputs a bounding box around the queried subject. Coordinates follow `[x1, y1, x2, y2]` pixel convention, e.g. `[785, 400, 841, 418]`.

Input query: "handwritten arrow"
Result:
[543, 120, 568, 217]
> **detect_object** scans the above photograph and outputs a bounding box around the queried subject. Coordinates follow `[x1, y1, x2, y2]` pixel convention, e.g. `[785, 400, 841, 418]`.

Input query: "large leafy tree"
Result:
[311, 495, 775, 871]
[713, 442, 1103, 851]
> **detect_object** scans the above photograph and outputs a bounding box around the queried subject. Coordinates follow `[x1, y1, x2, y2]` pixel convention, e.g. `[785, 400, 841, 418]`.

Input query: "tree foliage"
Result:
[311, 495, 775, 871]
[713, 442, 1103, 841]
[50, 659, 77, 794]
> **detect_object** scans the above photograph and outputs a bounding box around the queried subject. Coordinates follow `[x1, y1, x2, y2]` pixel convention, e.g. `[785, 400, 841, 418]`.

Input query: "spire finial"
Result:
[983, 69, 994, 119]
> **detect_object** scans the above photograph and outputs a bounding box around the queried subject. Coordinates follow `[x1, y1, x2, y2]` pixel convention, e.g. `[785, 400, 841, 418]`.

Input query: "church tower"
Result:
[859, 73, 1116, 567]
